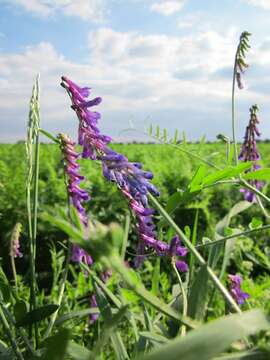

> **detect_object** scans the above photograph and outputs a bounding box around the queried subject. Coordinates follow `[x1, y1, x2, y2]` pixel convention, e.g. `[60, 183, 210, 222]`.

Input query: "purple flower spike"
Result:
[228, 274, 249, 305]
[238, 105, 263, 202]
[10, 223, 23, 259]
[61, 77, 188, 269]
[58, 133, 92, 266]
[61, 76, 161, 265]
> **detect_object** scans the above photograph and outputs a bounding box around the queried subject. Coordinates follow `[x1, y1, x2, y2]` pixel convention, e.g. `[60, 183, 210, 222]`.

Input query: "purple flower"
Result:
[228, 274, 249, 305]
[71, 244, 93, 266]
[61, 77, 188, 269]
[89, 294, 99, 324]
[175, 260, 188, 273]
[169, 235, 188, 273]
[239, 105, 263, 202]
[61, 77, 161, 265]
[58, 133, 92, 266]
[61, 76, 111, 160]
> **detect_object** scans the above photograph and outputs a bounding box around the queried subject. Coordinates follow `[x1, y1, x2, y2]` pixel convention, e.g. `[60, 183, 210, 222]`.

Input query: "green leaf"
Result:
[151, 258, 160, 296]
[141, 310, 270, 360]
[55, 308, 99, 327]
[209, 201, 251, 270]
[66, 342, 93, 360]
[0, 340, 12, 360]
[202, 162, 252, 187]
[243, 168, 270, 180]
[219, 229, 241, 279]
[188, 165, 206, 192]
[94, 283, 129, 360]
[214, 350, 270, 359]
[188, 265, 208, 321]
[14, 300, 28, 324]
[16, 304, 59, 327]
[39, 129, 59, 144]
[249, 217, 263, 230]
[43, 329, 70, 360]
[139, 332, 168, 346]
[0, 281, 11, 303]
[43, 214, 84, 243]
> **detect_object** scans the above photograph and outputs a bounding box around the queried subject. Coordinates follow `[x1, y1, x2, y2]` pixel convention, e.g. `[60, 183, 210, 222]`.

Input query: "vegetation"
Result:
[0, 31, 270, 360]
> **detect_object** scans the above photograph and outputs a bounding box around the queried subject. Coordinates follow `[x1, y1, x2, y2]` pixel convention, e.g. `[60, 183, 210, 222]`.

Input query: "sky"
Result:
[1, 0, 270, 143]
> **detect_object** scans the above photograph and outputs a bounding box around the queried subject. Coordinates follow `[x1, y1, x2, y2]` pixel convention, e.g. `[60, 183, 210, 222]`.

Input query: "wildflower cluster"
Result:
[239, 105, 263, 202]
[61, 76, 188, 270]
[234, 31, 251, 89]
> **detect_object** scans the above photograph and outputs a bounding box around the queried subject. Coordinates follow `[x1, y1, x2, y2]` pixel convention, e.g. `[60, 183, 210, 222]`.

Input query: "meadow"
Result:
[1, 140, 270, 359]
[1, 31, 270, 359]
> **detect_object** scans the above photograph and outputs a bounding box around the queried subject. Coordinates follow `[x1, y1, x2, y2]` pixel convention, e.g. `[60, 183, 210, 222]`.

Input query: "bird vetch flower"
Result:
[228, 274, 249, 305]
[58, 133, 93, 266]
[239, 105, 263, 202]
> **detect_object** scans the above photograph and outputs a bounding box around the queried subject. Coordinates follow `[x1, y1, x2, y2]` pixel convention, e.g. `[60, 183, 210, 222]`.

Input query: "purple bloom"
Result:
[175, 260, 188, 273]
[71, 244, 93, 266]
[239, 105, 263, 202]
[58, 133, 92, 266]
[61, 76, 111, 160]
[228, 274, 249, 305]
[61, 77, 188, 269]
[89, 294, 99, 324]
[169, 235, 188, 273]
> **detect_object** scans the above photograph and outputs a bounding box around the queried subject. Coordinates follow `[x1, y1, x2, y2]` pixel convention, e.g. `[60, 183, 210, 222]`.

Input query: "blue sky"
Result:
[1, 0, 270, 142]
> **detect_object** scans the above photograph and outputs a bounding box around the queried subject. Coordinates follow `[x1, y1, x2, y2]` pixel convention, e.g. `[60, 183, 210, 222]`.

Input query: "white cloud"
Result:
[177, 12, 202, 28]
[241, 0, 270, 10]
[7, 0, 106, 21]
[1, 28, 270, 142]
[150, 1, 185, 16]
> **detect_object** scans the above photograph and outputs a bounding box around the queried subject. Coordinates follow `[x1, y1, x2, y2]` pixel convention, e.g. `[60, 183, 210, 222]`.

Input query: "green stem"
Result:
[43, 240, 72, 339]
[31, 129, 40, 347]
[39, 128, 60, 144]
[121, 214, 130, 259]
[10, 255, 18, 295]
[106, 253, 197, 328]
[256, 195, 270, 219]
[232, 47, 240, 166]
[123, 128, 221, 170]
[0, 305, 24, 360]
[172, 260, 188, 336]
[149, 193, 241, 313]
[44, 162, 74, 339]
[240, 178, 270, 204]
[195, 224, 270, 249]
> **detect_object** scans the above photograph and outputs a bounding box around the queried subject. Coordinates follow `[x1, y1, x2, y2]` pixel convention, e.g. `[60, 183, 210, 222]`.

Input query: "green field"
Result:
[1, 141, 270, 358]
